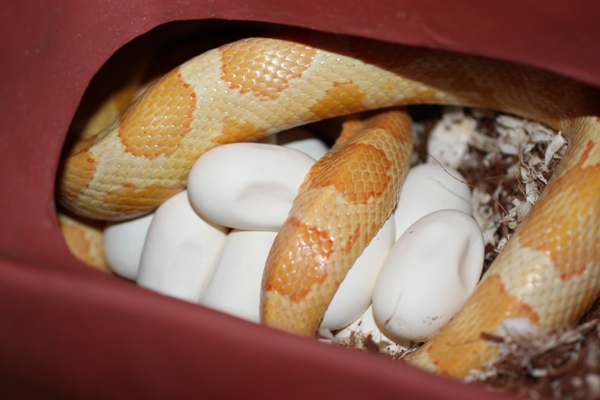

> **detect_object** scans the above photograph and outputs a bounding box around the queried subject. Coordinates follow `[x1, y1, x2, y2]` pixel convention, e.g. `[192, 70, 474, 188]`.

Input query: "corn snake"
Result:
[58, 29, 600, 378]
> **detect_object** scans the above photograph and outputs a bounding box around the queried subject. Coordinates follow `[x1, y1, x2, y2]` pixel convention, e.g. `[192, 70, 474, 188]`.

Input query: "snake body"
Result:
[58, 30, 600, 378]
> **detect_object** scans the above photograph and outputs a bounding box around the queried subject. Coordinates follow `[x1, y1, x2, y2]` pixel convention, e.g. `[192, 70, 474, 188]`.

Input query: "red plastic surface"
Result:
[1, 1, 599, 398]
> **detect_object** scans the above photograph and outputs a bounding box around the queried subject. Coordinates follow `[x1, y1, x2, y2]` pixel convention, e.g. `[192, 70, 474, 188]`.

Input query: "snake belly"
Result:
[58, 29, 600, 378]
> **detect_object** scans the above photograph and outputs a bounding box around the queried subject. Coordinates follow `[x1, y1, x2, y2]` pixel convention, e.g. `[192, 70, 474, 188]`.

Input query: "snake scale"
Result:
[58, 29, 600, 378]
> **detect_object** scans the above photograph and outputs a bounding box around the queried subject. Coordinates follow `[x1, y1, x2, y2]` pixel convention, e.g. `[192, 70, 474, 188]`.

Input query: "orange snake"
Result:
[58, 29, 600, 378]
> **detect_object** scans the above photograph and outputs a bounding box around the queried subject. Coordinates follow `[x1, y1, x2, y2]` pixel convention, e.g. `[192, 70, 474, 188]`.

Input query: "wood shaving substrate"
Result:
[335, 106, 600, 400]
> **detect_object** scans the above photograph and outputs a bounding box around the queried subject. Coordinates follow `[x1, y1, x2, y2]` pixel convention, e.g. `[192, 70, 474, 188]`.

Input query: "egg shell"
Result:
[372, 210, 484, 342]
[320, 216, 396, 331]
[187, 143, 315, 231]
[198, 229, 278, 323]
[333, 305, 408, 353]
[394, 163, 471, 240]
[278, 128, 330, 160]
[333, 305, 380, 340]
[137, 190, 228, 302]
[103, 213, 154, 280]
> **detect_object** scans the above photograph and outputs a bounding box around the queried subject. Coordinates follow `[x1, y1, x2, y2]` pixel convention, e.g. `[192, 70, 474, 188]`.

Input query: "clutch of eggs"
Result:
[104, 128, 484, 343]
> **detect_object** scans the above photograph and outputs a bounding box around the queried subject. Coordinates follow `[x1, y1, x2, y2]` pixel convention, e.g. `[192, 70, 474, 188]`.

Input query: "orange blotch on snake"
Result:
[423, 273, 539, 377]
[219, 38, 316, 101]
[211, 116, 259, 145]
[265, 218, 333, 302]
[59, 143, 97, 202]
[309, 81, 367, 120]
[580, 140, 595, 164]
[340, 108, 414, 145]
[343, 227, 361, 253]
[60, 218, 106, 271]
[318, 142, 391, 203]
[118, 69, 196, 160]
[519, 140, 600, 281]
[62, 223, 93, 263]
[103, 182, 184, 214]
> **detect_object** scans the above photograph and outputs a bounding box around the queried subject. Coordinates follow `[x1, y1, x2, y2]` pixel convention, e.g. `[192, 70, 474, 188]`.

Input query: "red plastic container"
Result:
[1, 1, 599, 398]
